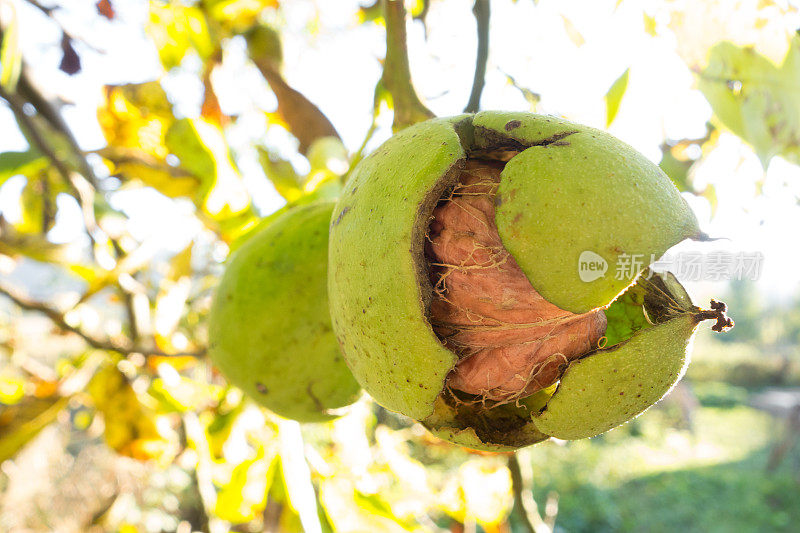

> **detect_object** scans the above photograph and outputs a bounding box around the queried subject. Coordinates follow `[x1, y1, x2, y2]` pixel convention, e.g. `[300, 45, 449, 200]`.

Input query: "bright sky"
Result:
[2, 0, 800, 305]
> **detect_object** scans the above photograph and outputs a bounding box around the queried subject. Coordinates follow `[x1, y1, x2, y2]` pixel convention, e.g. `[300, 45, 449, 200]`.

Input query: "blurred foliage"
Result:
[0, 0, 798, 532]
[699, 33, 800, 168]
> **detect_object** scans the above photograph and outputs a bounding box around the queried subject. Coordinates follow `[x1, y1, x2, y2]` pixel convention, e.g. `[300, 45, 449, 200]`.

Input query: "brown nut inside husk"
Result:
[426, 160, 608, 406]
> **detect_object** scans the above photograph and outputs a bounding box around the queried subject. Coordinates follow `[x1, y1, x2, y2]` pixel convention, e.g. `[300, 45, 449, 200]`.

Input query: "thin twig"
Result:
[0, 282, 205, 358]
[16, 71, 101, 188]
[23, 0, 105, 54]
[177, 416, 212, 533]
[412, 0, 431, 37]
[464, 0, 490, 113]
[110, 239, 140, 343]
[508, 453, 551, 533]
[0, 84, 101, 247]
[0, 85, 76, 189]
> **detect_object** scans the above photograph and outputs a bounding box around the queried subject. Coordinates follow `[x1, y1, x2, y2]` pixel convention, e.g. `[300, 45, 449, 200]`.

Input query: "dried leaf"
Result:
[256, 65, 340, 155]
[0, 395, 69, 462]
[201, 62, 225, 125]
[58, 34, 81, 75]
[96, 0, 115, 20]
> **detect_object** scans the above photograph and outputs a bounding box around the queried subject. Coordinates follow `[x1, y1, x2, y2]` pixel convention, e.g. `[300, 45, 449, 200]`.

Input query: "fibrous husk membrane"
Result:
[426, 160, 608, 405]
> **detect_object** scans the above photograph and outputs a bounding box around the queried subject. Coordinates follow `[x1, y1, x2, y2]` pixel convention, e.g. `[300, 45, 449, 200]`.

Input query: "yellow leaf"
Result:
[147, 2, 214, 70]
[561, 14, 585, 47]
[0, 376, 24, 405]
[215, 450, 276, 523]
[0, 2, 22, 92]
[643, 13, 657, 36]
[605, 68, 630, 127]
[168, 243, 193, 280]
[97, 82, 174, 158]
[88, 364, 174, 462]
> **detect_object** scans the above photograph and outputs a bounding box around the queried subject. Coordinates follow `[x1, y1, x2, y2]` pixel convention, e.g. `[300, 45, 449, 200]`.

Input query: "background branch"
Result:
[0, 282, 205, 358]
[0, 83, 102, 250]
[464, 0, 490, 113]
[508, 453, 551, 533]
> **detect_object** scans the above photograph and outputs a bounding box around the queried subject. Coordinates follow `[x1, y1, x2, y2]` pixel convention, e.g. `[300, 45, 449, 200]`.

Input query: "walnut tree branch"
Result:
[464, 0, 490, 113]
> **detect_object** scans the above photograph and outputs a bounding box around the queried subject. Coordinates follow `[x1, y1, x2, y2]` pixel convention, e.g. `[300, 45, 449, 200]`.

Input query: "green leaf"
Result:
[605, 68, 630, 127]
[603, 279, 650, 347]
[165, 119, 217, 184]
[268, 460, 305, 532]
[352, 491, 401, 522]
[149, 375, 218, 414]
[700, 184, 718, 216]
[205, 400, 244, 459]
[0, 151, 48, 185]
[0, 3, 22, 92]
[658, 144, 693, 192]
[15, 170, 67, 235]
[206, 0, 279, 33]
[165, 118, 251, 219]
[504, 73, 541, 111]
[358, 1, 383, 24]
[257, 147, 302, 202]
[698, 34, 800, 167]
[306, 137, 348, 174]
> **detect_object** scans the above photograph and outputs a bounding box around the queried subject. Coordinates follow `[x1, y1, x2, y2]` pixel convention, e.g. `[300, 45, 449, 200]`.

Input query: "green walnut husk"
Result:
[328, 111, 728, 451]
[209, 201, 360, 422]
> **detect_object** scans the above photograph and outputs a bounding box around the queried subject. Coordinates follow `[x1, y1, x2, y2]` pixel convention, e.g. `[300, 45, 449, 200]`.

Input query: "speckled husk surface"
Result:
[328, 111, 703, 450]
[209, 201, 360, 422]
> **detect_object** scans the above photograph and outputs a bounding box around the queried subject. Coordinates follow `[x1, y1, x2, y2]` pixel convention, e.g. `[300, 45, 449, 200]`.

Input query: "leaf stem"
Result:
[382, 0, 434, 130]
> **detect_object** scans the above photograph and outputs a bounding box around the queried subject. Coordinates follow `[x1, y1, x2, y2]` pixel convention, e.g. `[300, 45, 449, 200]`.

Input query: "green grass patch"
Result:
[522, 406, 798, 532]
